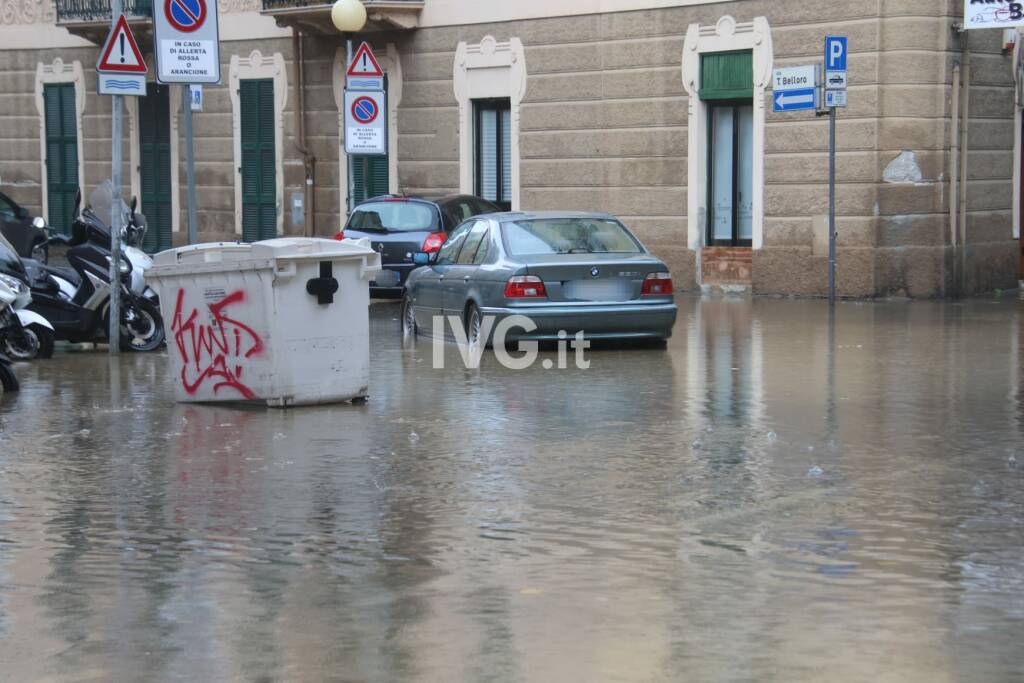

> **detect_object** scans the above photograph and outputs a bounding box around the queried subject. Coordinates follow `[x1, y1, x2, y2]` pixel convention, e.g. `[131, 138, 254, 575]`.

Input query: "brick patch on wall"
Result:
[701, 247, 752, 285]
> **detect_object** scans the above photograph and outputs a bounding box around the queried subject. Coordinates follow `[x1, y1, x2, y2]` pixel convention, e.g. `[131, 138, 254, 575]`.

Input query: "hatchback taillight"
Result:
[333, 230, 345, 241]
[422, 232, 447, 253]
[504, 275, 547, 299]
[642, 272, 673, 296]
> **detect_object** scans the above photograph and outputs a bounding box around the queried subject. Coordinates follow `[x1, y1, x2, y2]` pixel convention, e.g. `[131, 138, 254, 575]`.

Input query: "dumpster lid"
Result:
[152, 237, 376, 269]
[250, 237, 376, 261]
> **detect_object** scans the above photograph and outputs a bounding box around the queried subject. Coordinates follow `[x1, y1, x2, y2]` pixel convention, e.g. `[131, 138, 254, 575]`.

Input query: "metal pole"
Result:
[828, 106, 836, 304]
[346, 39, 354, 215]
[108, 0, 123, 355]
[959, 41, 971, 297]
[183, 85, 198, 244]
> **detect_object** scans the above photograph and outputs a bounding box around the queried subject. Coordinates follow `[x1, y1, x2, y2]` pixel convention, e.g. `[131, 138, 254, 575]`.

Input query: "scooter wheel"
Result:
[119, 297, 165, 353]
[2, 323, 54, 361]
[0, 361, 18, 393]
[29, 324, 55, 359]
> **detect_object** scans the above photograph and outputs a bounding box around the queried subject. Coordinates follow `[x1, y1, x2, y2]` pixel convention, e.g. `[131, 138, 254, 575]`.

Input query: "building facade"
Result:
[1, 0, 1022, 297]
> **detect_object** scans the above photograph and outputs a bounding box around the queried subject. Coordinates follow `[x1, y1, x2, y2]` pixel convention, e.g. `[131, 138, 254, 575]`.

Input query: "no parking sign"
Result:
[153, 0, 221, 83]
[344, 90, 386, 155]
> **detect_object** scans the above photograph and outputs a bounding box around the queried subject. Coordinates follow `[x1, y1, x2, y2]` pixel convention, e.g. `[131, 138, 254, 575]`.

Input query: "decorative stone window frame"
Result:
[35, 57, 86, 224]
[332, 43, 402, 219]
[126, 70, 183, 234]
[681, 16, 773, 250]
[229, 50, 288, 236]
[453, 36, 527, 210]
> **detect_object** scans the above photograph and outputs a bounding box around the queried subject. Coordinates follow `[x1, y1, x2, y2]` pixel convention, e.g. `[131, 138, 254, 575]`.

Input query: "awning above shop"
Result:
[262, 0, 424, 33]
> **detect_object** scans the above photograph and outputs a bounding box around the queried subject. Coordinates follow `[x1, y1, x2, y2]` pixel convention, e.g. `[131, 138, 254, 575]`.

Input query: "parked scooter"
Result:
[22, 189, 165, 352]
[0, 278, 21, 393]
[0, 232, 57, 360]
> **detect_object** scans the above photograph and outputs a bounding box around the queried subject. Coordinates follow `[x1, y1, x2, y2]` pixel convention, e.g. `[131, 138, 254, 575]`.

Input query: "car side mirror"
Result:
[413, 252, 431, 266]
[32, 217, 46, 230]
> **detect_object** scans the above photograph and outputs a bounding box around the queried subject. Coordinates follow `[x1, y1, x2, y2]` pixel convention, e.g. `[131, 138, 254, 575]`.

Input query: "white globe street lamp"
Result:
[331, 0, 367, 32]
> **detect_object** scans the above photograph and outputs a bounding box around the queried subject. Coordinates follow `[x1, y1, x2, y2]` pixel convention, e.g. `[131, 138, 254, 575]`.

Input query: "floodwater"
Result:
[1, 297, 1022, 682]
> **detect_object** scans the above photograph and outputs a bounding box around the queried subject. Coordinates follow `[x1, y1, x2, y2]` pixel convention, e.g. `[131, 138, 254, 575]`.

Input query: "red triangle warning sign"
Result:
[97, 15, 147, 74]
[347, 42, 383, 78]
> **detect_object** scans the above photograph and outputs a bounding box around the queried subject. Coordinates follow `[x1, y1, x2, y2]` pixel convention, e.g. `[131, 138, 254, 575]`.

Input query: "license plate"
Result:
[372, 269, 400, 287]
[563, 279, 633, 302]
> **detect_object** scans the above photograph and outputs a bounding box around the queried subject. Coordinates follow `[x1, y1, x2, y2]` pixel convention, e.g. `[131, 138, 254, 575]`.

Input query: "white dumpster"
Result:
[148, 238, 380, 407]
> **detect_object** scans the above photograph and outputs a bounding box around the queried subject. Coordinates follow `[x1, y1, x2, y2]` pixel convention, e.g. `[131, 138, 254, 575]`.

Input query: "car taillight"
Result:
[642, 272, 673, 296]
[504, 275, 547, 299]
[422, 231, 447, 253]
[333, 231, 345, 241]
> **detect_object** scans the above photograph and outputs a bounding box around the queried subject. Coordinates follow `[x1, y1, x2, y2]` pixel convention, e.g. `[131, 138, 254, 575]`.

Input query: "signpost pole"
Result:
[108, 0, 124, 355]
[346, 38, 354, 215]
[183, 85, 198, 244]
[828, 106, 836, 304]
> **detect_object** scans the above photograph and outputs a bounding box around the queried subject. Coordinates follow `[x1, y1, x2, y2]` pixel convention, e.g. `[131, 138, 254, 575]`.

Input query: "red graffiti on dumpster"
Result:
[172, 288, 265, 399]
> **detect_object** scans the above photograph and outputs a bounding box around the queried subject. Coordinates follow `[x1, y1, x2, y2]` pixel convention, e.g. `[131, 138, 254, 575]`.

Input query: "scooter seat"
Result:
[42, 265, 80, 287]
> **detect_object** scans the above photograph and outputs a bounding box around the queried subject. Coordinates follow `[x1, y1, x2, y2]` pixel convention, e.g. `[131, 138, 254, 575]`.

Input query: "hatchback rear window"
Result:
[348, 202, 438, 232]
[501, 218, 642, 256]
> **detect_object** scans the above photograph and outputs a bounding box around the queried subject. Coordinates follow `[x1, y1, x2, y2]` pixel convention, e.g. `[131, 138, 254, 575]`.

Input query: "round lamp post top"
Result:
[332, 0, 367, 32]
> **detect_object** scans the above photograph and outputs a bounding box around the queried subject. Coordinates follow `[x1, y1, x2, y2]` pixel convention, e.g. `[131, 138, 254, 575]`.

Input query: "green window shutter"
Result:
[350, 156, 389, 204]
[240, 79, 276, 243]
[44, 83, 78, 235]
[700, 51, 753, 101]
[139, 82, 173, 253]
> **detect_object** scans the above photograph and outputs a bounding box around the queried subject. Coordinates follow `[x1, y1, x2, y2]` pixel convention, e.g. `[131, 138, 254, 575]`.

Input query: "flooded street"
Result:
[1, 296, 1023, 682]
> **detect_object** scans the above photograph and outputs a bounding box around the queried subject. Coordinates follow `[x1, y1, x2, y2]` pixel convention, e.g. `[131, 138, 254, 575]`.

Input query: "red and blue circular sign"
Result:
[351, 96, 379, 124]
[165, 0, 206, 32]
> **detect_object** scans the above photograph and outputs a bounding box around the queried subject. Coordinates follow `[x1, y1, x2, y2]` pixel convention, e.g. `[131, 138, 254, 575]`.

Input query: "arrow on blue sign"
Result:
[773, 87, 816, 112]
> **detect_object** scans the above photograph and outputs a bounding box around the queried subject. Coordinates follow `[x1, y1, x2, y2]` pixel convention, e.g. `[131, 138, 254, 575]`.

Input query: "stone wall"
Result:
[0, 0, 1019, 296]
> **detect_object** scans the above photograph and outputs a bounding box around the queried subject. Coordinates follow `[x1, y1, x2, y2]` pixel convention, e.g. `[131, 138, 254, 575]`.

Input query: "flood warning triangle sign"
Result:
[97, 15, 147, 74]
[347, 42, 384, 77]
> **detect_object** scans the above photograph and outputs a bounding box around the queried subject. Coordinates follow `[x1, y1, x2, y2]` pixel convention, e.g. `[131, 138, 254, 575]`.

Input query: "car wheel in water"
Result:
[465, 303, 483, 349]
[401, 295, 418, 338]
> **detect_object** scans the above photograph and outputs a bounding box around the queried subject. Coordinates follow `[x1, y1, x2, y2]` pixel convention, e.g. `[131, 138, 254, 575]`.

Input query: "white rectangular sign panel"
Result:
[153, 0, 221, 84]
[825, 71, 848, 89]
[98, 73, 146, 96]
[773, 65, 817, 91]
[825, 90, 848, 108]
[344, 90, 387, 156]
[965, 0, 1024, 28]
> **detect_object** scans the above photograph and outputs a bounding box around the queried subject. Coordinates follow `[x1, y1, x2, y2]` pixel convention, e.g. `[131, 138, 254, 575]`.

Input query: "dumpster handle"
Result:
[274, 262, 298, 280]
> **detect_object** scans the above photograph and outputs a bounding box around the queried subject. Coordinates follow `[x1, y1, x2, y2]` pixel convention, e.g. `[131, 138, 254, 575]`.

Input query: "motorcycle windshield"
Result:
[87, 181, 129, 235]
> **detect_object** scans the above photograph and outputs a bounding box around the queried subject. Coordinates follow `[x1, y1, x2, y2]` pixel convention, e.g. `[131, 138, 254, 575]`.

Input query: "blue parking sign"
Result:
[826, 35, 848, 72]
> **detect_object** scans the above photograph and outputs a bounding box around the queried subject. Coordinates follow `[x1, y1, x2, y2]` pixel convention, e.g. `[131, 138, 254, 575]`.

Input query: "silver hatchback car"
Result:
[401, 211, 678, 345]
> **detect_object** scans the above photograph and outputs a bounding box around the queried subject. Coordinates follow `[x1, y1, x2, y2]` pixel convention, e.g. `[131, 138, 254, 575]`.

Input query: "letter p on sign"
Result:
[826, 35, 847, 72]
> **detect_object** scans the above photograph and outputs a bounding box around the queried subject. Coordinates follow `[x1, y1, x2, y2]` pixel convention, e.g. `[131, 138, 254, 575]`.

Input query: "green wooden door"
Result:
[139, 82, 172, 253]
[240, 79, 276, 242]
[350, 155, 389, 205]
[43, 83, 79, 235]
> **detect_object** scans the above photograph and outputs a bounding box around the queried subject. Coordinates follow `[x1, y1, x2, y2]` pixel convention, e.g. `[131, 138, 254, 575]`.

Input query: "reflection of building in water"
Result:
[684, 297, 766, 435]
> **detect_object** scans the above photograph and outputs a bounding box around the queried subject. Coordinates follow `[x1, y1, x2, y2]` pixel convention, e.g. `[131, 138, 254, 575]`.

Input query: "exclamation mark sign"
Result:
[119, 33, 125, 63]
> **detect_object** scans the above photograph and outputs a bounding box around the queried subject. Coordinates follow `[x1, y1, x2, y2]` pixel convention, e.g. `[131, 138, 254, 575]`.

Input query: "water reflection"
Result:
[0, 298, 1022, 680]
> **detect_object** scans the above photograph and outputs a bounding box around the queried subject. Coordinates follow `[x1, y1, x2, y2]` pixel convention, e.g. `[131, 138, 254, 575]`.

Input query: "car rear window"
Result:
[347, 202, 438, 232]
[501, 218, 642, 257]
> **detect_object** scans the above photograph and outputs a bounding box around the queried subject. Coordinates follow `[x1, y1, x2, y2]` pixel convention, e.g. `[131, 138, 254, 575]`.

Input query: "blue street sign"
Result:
[826, 35, 848, 72]
[773, 87, 816, 112]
